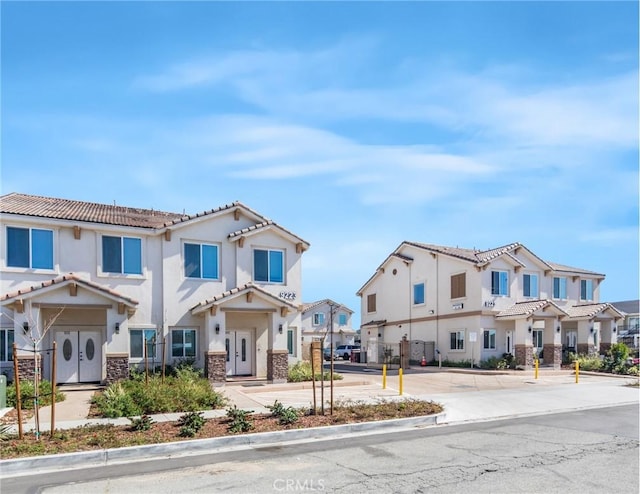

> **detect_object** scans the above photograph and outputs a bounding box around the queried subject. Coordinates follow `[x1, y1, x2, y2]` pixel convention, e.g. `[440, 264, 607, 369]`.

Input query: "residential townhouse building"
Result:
[611, 300, 639, 349]
[301, 299, 356, 355]
[357, 241, 623, 369]
[0, 193, 309, 385]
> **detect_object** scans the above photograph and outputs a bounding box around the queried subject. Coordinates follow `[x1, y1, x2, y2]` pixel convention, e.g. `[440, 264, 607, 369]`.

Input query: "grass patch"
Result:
[287, 361, 343, 383]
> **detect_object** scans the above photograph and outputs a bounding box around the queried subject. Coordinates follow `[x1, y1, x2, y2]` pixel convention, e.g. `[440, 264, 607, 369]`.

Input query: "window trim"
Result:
[491, 270, 509, 297]
[313, 312, 325, 326]
[5, 226, 55, 271]
[523, 273, 539, 298]
[253, 248, 285, 284]
[483, 329, 496, 350]
[183, 241, 220, 280]
[0, 328, 15, 362]
[101, 234, 143, 276]
[450, 330, 465, 351]
[580, 279, 594, 301]
[287, 328, 295, 356]
[413, 281, 426, 306]
[553, 276, 568, 300]
[338, 313, 348, 326]
[129, 327, 157, 360]
[171, 328, 198, 359]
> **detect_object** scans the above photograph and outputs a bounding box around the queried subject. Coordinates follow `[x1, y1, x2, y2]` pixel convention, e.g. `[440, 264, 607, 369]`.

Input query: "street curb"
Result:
[0, 412, 446, 478]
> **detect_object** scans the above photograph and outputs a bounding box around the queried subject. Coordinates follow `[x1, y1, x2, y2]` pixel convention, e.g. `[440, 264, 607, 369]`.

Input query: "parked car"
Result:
[323, 347, 338, 361]
[335, 344, 361, 361]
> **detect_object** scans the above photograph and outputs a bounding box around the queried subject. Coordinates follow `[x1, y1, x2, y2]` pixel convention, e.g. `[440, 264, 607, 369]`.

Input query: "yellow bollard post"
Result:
[399, 368, 403, 396]
[382, 364, 387, 389]
[575, 360, 579, 383]
[535, 358, 539, 379]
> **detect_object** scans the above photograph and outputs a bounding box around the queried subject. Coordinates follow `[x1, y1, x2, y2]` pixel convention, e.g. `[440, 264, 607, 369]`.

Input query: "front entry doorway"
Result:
[226, 330, 253, 376]
[55, 330, 102, 383]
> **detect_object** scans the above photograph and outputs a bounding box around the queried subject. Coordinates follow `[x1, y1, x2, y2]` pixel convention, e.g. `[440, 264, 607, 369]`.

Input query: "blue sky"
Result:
[2, 1, 638, 328]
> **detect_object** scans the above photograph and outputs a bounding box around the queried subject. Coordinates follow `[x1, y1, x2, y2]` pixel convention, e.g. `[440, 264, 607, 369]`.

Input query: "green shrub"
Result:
[6, 379, 65, 409]
[603, 343, 631, 374]
[92, 373, 226, 418]
[178, 411, 206, 437]
[226, 405, 254, 433]
[267, 400, 299, 425]
[129, 414, 154, 432]
[573, 354, 603, 372]
[287, 361, 343, 382]
[439, 359, 474, 368]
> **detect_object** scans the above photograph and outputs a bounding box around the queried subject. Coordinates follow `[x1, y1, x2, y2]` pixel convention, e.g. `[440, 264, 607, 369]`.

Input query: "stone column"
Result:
[205, 351, 227, 386]
[267, 349, 289, 383]
[106, 353, 129, 384]
[16, 354, 37, 382]
[515, 344, 534, 369]
[543, 319, 562, 369]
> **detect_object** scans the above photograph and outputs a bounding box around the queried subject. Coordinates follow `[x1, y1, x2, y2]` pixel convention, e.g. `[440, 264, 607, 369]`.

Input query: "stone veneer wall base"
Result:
[205, 351, 227, 386]
[267, 349, 289, 383]
[106, 353, 129, 384]
[515, 344, 534, 370]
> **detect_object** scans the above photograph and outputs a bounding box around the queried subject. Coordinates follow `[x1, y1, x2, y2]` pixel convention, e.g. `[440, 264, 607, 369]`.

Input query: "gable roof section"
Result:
[191, 283, 299, 315]
[496, 299, 568, 319]
[610, 300, 640, 315]
[0, 273, 139, 307]
[545, 262, 604, 277]
[302, 299, 354, 314]
[228, 220, 310, 250]
[563, 303, 624, 320]
[355, 247, 415, 296]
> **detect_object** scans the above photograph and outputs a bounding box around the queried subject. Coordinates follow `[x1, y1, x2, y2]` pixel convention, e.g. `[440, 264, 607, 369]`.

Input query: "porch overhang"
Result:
[495, 299, 568, 321]
[564, 303, 625, 322]
[190, 282, 299, 317]
[0, 273, 139, 314]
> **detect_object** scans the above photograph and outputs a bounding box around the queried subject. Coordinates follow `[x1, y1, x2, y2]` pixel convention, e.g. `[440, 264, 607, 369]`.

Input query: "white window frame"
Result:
[491, 270, 509, 297]
[5, 226, 55, 271]
[580, 279, 594, 301]
[0, 328, 14, 362]
[253, 248, 285, 284]
[450, 330, 465, 351]
[287, 327, 296, 356]
[171, 328, 197, 359]
[129, 327, 157, 360]
[483, 329, 496, 350]
[553, 276, 567, 300]
[367, 293, 377, 313]
[183, 241, 220, 280]
[523, 273, 539, 298]
[313, 312, 325, 326]
[100, 234, 143, 277]
[338, 313, 348, 326]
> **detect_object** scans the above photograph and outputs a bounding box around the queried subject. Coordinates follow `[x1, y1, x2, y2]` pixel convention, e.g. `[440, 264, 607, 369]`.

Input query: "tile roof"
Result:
[563, 303, 623, 319]
[301, 299, 353, 313]
[545, 262, 604, 277]
[190, 283, 299, 313]
[496, 299, 568, 318]
[228, 221, 275, 238]
[0, 273, 139, 306]
[610, 300, 640, 315]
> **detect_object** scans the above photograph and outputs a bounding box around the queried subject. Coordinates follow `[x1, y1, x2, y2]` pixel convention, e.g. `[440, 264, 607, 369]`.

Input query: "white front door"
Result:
[225, 330, 253, 376]
[56, 331, 102, 384]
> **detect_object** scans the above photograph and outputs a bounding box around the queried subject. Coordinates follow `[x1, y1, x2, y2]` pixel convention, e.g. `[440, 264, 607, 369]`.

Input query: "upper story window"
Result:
[313, 312, 325, 325]
[171, 328, 197, 359]
[254, 249, 284, 283]
[0, 329, 14, 362]
[102, 236, 142, 275]
[491, 270, 509, 296]
[184, 243, 219, 279]
[338, 313, 347, 326]
[367, 293, 377, 313]
[553, 277, 567, 299]
[413, 282, 425, 305]
[6, 226, 53, 269]
[523, 273, 539, 298]
[580, 279, 594, 301]
[451, 273, 466, 299]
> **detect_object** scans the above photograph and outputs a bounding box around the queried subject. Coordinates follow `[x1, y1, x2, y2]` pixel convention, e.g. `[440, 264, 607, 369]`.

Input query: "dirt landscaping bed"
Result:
[0, 399, 443, 460]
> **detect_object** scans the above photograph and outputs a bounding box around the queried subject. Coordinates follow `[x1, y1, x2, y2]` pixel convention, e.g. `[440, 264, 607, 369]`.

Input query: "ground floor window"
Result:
[483, 329, 496, 350]
[532, 330, 543, 350]
[130, 328, 157, 359]
[172, 328, 197, 358]
[0, 329, 14, 362]
[287, 328, 295, 356]
[450, 330, 465, 350]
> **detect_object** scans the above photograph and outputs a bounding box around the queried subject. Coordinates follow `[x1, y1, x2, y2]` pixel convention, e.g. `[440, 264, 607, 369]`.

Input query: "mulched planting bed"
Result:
[0, 400, 443, 460]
